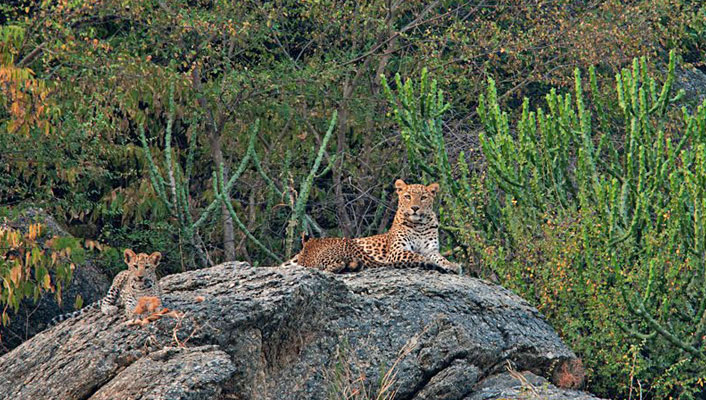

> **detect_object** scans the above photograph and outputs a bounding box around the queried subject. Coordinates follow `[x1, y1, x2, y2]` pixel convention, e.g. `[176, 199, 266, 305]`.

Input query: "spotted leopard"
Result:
[51, 249, 163, 325]
[295, 234, 444, 273]
[282, 179, 460, 274]
[352, 179, 460, 273]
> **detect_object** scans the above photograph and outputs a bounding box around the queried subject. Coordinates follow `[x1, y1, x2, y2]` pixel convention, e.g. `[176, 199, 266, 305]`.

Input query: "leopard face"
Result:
[394, 179, 439, 225]
[123, 249, 161, 289]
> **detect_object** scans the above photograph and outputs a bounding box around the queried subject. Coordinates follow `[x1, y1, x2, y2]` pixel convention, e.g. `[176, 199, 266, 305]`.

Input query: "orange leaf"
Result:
[9, 265, 22, 286]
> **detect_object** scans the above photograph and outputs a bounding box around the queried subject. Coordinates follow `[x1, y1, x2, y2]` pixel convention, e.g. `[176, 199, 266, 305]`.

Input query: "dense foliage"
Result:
[0, 212, 81, 329]
[1, 0, 706, 398]
[475, 52, 706, 399]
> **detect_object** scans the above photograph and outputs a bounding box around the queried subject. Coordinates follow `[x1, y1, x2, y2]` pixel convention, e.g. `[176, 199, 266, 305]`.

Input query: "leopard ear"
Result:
[395, 179, 407, 193]
[123, 249, 137, 264]
[148, 251, 162, 266]
[427, 183, 440, 196]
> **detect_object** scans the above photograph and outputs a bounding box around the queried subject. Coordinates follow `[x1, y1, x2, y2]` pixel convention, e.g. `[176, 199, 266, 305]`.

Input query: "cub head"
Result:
[124, 249, 161, 283]
[394, 179, 439, 224]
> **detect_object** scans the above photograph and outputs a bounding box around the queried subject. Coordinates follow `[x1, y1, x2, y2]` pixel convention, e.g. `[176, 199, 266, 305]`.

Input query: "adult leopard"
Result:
[282, 179, 461, 274]
[295, 234, 446, 273]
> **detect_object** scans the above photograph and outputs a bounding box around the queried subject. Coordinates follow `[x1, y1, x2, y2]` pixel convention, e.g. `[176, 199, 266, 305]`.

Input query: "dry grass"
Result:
[325, 329, 424, 400]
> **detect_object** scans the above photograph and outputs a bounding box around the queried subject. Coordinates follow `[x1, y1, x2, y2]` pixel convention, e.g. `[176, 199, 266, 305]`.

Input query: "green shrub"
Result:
[473, 51, 706, 399]
[0, 222, 78, 327]
[387, 50, 706, 398]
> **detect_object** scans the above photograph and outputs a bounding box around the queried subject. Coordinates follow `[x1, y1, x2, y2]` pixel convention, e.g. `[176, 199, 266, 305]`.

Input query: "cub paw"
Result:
[101, 305, 119, 315]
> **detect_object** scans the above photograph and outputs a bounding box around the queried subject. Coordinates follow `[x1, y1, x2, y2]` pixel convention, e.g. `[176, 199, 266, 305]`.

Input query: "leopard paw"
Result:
[443, 262, 463, 275]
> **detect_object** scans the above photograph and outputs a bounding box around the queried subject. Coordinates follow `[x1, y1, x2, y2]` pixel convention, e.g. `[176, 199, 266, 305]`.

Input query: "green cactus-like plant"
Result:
[213, 112, 338, 261]
[142, 85, 338, 265]
[381, 68, 483, 230]
[478, 49, 706, 360]
[381, 68, 455, 191]
[381, 68, 492, 264]
[139, 84, 211, 268]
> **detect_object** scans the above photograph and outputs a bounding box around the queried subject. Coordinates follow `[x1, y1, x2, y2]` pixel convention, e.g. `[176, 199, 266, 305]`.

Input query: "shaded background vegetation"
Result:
[1, 0, 706, 398]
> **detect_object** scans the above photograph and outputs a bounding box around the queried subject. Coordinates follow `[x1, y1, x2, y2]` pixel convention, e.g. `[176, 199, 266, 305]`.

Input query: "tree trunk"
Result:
[210, 133, 237, 262]
[192, 67, 237, 262]
[333, 79, 354, 237]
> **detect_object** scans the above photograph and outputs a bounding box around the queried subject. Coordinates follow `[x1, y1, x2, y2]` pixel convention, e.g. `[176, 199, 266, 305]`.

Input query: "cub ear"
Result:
[148, 251, 162, 266]
[427, 183, 440, 196]
[395, 179, 407, 193]
[123, 248, 137, 264]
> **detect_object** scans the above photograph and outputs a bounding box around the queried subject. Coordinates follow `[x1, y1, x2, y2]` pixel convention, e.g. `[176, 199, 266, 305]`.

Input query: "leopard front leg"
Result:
[123, 295, 138, 319]
[100, 273, 126, 315]
[323, 260, 349, 273]
[416, 238, 462, 274]
[386, 249, 444, 271]
[422, 251, 462, 274]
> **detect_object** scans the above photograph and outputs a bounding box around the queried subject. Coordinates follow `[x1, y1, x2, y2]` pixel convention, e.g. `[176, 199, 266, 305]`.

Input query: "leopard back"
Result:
[297, 236, 363, 272]
[296, 234, 443, 273]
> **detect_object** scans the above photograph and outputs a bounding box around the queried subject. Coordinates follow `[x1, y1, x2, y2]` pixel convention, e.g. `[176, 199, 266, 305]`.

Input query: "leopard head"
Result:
[124, 249, 161, 287]
[394, 179, 439, 224]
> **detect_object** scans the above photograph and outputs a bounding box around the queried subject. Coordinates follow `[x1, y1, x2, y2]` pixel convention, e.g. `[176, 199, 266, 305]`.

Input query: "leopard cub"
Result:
[51, 249, 163, 325]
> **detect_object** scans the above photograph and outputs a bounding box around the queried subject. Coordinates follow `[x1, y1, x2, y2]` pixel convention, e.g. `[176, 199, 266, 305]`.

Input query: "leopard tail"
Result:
[49, 299, 103, 326]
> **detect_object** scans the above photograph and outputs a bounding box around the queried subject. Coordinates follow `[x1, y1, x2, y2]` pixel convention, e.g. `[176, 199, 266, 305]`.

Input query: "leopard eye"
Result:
[404, 194, 411, 200]
[421, 196, 428, 200]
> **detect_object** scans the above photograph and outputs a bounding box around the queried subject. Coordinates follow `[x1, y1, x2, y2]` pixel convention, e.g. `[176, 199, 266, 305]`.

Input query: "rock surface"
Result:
[0, 208, 111, 355]
[0, 262, 603, 399]
[675, 66, 706, 106]
[468, 371, 602, 400]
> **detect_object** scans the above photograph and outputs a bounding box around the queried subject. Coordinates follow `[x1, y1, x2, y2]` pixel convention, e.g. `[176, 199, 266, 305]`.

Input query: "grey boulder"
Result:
[0, 262, 603, 399]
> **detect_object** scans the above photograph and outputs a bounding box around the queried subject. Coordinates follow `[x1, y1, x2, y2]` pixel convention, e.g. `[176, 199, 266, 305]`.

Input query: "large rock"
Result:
[0, 208, 111, 355]
[0, 263, 603, 399]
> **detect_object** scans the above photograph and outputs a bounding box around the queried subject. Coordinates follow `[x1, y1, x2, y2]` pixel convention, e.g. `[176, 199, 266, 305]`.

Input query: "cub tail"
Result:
[49, 300, 102, 327]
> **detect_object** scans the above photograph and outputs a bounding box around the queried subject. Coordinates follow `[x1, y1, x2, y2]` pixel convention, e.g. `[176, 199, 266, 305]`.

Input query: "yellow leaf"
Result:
[2, 278, 12, 298]
[9, 265, 22, 286]
[43, 274, 51, 290]
[74, 295, 83, 309]
[84, 239, 102, 251]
